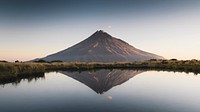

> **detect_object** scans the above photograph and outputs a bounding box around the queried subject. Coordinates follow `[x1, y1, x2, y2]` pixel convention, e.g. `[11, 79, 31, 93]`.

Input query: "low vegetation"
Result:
[0, 59, 200, 80]
[0, 62, 45, 79]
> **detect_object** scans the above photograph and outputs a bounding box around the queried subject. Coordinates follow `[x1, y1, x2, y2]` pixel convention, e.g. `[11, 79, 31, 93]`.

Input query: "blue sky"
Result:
[0, 0, 200, 61]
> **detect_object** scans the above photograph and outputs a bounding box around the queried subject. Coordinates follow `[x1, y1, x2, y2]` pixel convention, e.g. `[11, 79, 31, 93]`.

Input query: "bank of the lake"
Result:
[0, 59, 200, 80]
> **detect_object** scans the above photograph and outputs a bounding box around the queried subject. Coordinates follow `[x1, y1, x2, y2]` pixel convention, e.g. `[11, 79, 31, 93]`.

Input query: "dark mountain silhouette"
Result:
[36, 30, 164, 62]
[61, 69, 144, 94]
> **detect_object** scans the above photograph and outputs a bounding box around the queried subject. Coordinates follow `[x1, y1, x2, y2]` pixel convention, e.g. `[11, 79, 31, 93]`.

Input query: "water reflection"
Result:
[61, 69, 144, 94]
[1, 70, 200, 112]
[0, 73, 45, 86]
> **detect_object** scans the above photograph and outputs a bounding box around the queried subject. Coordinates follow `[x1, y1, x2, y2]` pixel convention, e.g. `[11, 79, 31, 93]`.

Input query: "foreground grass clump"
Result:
[0, 62, 45, 79]
[0, 59, 200, 80]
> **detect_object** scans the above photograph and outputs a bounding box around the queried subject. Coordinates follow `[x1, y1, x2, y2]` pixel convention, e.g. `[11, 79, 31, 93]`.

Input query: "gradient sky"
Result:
[0, 0, 200, 61]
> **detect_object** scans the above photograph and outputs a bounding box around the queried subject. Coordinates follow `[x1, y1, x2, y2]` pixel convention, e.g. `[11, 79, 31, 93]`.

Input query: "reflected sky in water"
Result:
[0, 70, 200, 112]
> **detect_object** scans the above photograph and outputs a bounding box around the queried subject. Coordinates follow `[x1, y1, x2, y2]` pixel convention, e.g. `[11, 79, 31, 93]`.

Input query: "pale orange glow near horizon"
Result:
[1, 1, 200, 61]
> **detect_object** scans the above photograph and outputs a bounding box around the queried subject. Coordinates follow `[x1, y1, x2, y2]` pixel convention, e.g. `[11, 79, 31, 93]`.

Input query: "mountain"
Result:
[61, 69, 144, 94]
[36, 30, 164, 62]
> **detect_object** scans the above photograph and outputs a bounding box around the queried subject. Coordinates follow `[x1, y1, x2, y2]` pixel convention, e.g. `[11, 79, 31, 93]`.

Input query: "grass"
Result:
[0, 62, 45, 80]
[0, 59, 200, 80]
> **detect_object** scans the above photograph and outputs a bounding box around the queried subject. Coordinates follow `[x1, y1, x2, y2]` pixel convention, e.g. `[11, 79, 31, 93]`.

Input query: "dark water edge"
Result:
[0, 73, 44, 85]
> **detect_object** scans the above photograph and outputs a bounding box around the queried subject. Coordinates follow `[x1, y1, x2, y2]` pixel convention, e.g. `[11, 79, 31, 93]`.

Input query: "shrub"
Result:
[0, 60, 8, 63]
[51, 60, 63, 63]
[34, 59, 47, 63]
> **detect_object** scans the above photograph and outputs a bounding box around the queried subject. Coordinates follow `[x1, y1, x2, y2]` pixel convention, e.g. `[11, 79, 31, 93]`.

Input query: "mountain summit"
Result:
[37, 30, 164, 62]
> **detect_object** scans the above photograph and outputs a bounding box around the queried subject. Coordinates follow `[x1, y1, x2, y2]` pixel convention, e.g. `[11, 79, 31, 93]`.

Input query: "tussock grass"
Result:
[0, 62, 45, 80]
[0, 59, 200, 80]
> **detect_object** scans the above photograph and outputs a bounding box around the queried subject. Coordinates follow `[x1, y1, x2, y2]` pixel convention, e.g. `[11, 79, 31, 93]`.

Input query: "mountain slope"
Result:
[38, 30, 164, 62]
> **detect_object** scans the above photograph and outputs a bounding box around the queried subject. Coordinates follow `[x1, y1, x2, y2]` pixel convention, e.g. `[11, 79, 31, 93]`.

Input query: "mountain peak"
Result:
[90, 30, 112, 39]
[97, 30, 104, 33]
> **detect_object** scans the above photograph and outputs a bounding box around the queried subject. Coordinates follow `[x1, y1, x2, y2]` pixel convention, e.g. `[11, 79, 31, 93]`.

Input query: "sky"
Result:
[0, 0, 200, 61]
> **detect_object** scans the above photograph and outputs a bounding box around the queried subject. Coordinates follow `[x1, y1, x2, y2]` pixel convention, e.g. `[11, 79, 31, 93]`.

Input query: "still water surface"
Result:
[1, 69, 200, 112]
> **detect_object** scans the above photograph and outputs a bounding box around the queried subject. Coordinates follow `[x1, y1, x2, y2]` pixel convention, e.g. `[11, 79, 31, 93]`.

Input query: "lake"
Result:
[0, 69, 200, 112]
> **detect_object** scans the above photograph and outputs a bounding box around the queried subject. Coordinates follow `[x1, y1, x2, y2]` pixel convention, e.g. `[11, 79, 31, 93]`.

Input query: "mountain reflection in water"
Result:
[61, 69, 144, 94]
[1, 70, 200, 112]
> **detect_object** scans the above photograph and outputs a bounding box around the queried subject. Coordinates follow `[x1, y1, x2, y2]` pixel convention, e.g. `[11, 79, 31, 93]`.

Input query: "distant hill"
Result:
[34, 30, 164, 62]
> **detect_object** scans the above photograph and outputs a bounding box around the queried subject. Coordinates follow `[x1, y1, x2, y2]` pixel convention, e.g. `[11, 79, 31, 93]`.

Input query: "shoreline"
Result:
[0, 59, 200, 80]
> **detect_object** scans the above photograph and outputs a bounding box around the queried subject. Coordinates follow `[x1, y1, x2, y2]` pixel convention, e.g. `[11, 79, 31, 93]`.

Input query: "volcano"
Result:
[37, 30, 164, 62]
